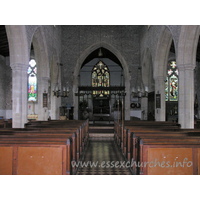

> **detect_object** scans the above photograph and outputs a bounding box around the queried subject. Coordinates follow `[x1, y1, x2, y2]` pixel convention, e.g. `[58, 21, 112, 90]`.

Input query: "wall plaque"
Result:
[156, 94, 161, 108]
[43, 93, 48, 108]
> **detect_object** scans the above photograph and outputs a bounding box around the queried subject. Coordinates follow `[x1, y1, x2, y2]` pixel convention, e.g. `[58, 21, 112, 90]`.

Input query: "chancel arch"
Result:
[78, 47, 125, 121]
[73, 42, 130, 120]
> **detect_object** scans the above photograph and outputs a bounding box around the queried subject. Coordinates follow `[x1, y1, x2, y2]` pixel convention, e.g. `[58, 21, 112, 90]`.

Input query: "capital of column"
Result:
[177, 64, 196, 71]
[10, 63, 29, 71]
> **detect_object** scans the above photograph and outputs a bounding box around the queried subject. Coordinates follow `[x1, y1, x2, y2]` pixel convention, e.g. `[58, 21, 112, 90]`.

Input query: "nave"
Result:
[76, 138, 132, 175]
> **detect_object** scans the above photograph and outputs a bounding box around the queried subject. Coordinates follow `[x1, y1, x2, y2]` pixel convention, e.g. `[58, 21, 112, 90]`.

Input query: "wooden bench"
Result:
[0, 119, 89, 175]
[138, 138, 200, 175]
[0, 121, 89, 160]
[114, 121, 181, 153]
[114, 120, 200, 175]
[0, 139, 71, 175]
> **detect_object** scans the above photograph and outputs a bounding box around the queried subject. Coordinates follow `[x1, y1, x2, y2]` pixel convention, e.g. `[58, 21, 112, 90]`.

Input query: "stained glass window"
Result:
[28, 59, 37, 102]
[165, 61, 178, 101]
[92, 61, 109, 97]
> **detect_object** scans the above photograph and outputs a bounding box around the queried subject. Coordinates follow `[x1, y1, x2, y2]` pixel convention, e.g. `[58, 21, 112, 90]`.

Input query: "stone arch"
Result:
[142, 48, 154, 92]
[32, 26, 50, 78]
[31, 26, 50, 120]
[73, 42, 130, 120]
[177, 25, 200, 66]
[177, 25, 200, 128]
[153, 26, 173, 121]
[154, 26, 173, 78]
[6, 25, 30, 66]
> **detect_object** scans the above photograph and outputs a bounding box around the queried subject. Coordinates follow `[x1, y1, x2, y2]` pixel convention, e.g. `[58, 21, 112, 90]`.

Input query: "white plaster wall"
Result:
[0, 110, 12, 119]
[0, 110, 5, 118]
[6, 110, 12, 119]
[130, 110, 141, 119]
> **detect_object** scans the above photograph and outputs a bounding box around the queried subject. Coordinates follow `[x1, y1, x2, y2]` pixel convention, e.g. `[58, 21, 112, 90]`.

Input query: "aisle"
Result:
[76, 138, 132, 175]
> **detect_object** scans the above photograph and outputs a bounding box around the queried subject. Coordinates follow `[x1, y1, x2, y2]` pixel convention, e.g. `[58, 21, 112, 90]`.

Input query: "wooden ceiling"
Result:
[0, 25, 9, 57]
[0, 25, 200, 62]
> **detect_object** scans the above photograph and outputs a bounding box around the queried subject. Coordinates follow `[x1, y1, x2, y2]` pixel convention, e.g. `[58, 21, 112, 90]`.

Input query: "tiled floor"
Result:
[76, 138, 132, 175]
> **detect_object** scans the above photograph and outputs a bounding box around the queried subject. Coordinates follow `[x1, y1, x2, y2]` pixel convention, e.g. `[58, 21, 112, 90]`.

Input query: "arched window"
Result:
[92, 60, 110, 97]
[28, 59, 37, 102]
[165, 61, 178, 101]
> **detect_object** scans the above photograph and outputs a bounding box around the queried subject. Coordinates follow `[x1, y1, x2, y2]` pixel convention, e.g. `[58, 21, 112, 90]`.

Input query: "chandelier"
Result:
[53, 86, 69, 98]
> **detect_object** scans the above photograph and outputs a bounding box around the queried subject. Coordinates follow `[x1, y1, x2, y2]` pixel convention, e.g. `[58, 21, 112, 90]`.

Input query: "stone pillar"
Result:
[178, 66, 185, 128]
[154, 76, 165, 121]
[51, 82, 61, 120]
[178, 64, 195, 129]
[141, 97, 148, 120]
[11, 63, 28, 128]
[38, 77, 49, 121]
[124, 75, 130, 120]
[73, 75, 79, 120]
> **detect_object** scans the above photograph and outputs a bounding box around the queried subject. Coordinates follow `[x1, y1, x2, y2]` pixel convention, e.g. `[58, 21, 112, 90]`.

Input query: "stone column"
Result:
[178, 64, 195, 128]
[73, 75, 79, 120]
[124, 75, 130, 120]
[141, 97, 148, 120]
[51, 82, 61, 120]
[11, 63, 28, 128]
[178, 66, 185, 128]
[38, 77, 49, 121]
[154, 76, 165, 121]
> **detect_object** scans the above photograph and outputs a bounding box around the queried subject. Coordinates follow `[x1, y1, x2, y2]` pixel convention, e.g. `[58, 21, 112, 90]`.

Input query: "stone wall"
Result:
[194, 61, 200, 117]
[0, 55, 12, 118]
[61, 25, 141, 107]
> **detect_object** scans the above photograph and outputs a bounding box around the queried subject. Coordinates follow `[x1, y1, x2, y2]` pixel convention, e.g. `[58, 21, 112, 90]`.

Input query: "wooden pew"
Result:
[138, 138, 200, 175]
[27, 122, 89, 154]
[24, 119, 89, 148]
[128, 131, 200, 175]
[0, 119, 89, 175]
[0, 128, 84, 160]
[114, 120, 181, 157]
[0, 131, 79, 169]
[0, 139, 72, 175]
[114, 120, 200, 175]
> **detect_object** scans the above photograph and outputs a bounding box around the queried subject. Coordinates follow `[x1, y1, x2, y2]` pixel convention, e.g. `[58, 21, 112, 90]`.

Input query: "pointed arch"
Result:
[153, 26, 173, 121]
[154, 26, 173, 78]
[142, 48, 154, 92]
[73, 42, 130, 120]
[177, 25, 200, 66]
[6, 25, 30, 66]
[32, 26, 50, 78]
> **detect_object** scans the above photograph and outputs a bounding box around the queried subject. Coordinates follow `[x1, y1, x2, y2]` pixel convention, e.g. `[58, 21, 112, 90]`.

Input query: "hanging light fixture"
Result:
[53, 84, 69, 98]
[98, 25, 103, 57]
[98, 48, 103, 57]
[132, 35, 148, 98]
[51, 26, 69, 98]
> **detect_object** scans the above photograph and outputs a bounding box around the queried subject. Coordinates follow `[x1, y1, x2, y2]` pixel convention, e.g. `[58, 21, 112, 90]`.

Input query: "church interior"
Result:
[1, 25, 200, 178]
